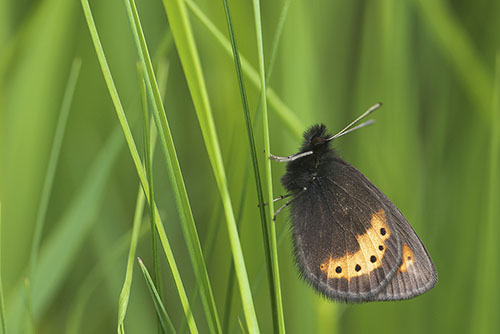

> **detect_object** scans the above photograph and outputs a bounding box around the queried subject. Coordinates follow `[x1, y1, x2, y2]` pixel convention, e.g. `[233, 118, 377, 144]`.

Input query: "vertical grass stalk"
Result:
[0, 202, 6, 334]
[221, 0, 284, 331]
[470, 52, 500, 334]
[117, 187, 147, 334]
[124, 0, 221, 331]
[251, 0, 285, 331]
[160, 0, 260, 331]
[80, 1, 197, 331]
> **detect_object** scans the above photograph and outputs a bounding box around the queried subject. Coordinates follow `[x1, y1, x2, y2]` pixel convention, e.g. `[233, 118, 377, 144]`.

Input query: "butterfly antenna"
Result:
[326, 102, 382, 141]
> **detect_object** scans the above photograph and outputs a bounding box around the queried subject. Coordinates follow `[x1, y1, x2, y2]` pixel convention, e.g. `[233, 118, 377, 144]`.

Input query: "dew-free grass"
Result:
[1, 0, 499, 333]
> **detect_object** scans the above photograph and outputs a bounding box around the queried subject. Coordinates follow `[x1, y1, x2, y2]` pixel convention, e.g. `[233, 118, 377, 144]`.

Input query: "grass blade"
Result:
[6, 128, 124, 333]
[117, 188, 147, 334]
[29, 58, 81, 277]
[161, 0, 260, 331]
[184, 0, 302, 138]
[414, 0, 492, 117]
[123, 0, 221, 331]
[137, 258, 176, 333]
[0, 202, 5, 334]
[80, 1, 197, 332]
[221, 0, 284, 331]
[470, 52, 500, 334]
[66, 223, 151, 333]
[250, 0, 285, 331]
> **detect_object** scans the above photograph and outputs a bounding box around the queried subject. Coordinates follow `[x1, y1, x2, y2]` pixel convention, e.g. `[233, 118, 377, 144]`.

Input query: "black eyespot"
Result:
[379, 245, 384, 250]
[380, 228, 386, 236]
[370, 255, 376, 263]
[335, 266, 342, 274]
[407, 256, 412, 260]
[355, 264, 361, 272]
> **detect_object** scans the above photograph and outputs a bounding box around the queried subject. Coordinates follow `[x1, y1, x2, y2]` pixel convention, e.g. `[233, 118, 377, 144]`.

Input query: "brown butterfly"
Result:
[271, 103, 437, 302]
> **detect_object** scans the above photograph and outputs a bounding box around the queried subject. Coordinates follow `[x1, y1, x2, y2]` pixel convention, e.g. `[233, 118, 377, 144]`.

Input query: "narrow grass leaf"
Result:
[138, 258, 176, 333]
[29, 58, 81, 277]
[124, 1, 220, 331]
[161, 0, 260, 331]
[80, 1, 197, 332]
[117, 188, 147, 334]
[221, 0, 284, 332]
[250, 0, 285, 331]
[185, 0, 302, 137]
[0, 201, 6, 334]
[66, 223, 151, 334]
[23, 278, 34, 334]
[6, 127, 123, 333]
[470, 52, 500, 334]
[414, 0, 492, 117]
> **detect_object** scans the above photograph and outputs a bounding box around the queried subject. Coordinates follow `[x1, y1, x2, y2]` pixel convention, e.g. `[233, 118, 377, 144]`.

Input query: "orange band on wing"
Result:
[320, 209, 391, 279]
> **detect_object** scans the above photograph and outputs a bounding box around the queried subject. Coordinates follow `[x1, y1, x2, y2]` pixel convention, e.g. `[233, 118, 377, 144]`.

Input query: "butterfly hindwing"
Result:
[289, 158, 404, 302]
[370, 212, 437, 300]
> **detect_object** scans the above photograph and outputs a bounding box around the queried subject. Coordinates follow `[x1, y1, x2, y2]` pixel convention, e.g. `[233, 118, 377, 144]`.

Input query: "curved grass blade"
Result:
[161, 0, 259, 331]
[29, 58, 81, 278]
[138, 258, 176, 333]
[66, 223, 151, 333]
[80, 1, 197, 332]
[414, 0, 492, 118]
[123, 1, 220, 331]
[6, 127, 124, 333]
[117, 187, 147, 334]
[221, 0, 284, 332]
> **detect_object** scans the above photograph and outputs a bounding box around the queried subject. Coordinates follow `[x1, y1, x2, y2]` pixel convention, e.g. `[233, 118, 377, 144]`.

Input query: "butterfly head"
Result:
[301, 124, 333, 153]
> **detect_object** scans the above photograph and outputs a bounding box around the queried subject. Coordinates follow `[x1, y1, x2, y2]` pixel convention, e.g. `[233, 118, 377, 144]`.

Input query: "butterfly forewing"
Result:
[289, 159, 404, 301]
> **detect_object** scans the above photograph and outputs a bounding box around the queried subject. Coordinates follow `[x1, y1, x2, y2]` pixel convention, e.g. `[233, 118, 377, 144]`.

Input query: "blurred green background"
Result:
[1, 0, 499, 333]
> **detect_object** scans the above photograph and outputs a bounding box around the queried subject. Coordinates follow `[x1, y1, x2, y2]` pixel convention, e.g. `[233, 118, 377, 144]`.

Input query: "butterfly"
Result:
[270, 103, 437, 302]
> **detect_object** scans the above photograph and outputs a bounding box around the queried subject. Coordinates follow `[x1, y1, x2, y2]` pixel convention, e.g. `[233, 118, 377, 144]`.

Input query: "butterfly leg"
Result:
[272, 188, 307, 221]
[273, 199, 293, 221]
[273, 193, 292, 202]
[259, 193, 292, 207]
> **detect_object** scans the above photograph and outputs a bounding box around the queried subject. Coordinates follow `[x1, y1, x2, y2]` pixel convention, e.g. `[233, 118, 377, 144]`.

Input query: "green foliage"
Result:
[1, 0, 499, 333]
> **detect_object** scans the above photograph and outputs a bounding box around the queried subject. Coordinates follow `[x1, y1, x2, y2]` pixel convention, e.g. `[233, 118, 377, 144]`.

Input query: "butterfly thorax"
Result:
[281, 124, 338, 193]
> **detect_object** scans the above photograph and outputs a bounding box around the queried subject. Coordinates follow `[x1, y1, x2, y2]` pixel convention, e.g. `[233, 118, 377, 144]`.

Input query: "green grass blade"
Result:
[6, 128, 124, 333]
[414, 0, 492, 117]
[184, 0, 302, 138]
[265, 0, 291, 84]
[250, 0, 285, 331]
[137, 258, 176, 334]
[23, 278, 34, 334]
[29, 58, 81, 278]
[161, 0, 260, 331]
[221, 0, 284, 332]
[470, 52, 500, 334]
[123, 1, 220, 331]
[141, 72, 163, 331]
[117, 188, 146, 334]
[66, 223, 151, 333]
[0, 202, 5, 334]
[80, 1, 198, 332]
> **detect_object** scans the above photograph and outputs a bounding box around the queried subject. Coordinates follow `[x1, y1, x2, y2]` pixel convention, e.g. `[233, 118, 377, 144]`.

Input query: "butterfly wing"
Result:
[289, 158, 405, 302]
[369, 214, 437, 301]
